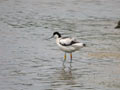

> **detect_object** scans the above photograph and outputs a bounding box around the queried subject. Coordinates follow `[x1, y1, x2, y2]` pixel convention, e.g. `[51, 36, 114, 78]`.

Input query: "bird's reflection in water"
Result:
[59, 62, 76, 85]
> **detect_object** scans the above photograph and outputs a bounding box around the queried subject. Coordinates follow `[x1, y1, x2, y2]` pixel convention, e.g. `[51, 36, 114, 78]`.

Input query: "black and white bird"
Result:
[51, 32, 86, 62]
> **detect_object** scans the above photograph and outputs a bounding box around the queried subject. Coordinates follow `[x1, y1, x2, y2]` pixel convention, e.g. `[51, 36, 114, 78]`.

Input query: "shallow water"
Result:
[0, 0, 120, 90]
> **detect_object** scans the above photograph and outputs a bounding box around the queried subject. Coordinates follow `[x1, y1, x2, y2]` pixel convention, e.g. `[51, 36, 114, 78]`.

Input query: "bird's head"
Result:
[52, 32, 61, 38]
[48, 32, 61, 40]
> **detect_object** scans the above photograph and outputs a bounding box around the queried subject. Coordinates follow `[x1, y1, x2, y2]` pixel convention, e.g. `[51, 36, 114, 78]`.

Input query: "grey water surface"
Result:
[0, 0, 120, 90]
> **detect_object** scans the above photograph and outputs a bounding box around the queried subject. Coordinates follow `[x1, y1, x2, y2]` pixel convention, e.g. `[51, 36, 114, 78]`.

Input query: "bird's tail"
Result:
[73, 43, 86, 48]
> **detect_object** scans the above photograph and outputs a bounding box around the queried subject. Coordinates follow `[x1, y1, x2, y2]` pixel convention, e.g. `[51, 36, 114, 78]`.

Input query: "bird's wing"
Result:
[59, 37, 78, 46]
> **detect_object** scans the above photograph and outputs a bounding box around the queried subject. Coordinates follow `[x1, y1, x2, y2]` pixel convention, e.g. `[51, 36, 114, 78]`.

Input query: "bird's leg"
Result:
[64, 53, 66, 62]
[70, 53, 72, 63]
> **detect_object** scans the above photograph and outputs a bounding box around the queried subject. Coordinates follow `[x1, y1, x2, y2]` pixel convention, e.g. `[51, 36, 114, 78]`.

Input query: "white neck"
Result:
[56, 38, 60, 45]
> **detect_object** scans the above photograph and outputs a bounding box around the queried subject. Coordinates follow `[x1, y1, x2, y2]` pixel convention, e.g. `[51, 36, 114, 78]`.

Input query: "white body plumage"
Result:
[56, 38, 85, 53]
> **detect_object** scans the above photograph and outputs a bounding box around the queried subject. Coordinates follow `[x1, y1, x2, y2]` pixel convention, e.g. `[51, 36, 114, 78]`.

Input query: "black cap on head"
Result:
[53, 32, 61, 38]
